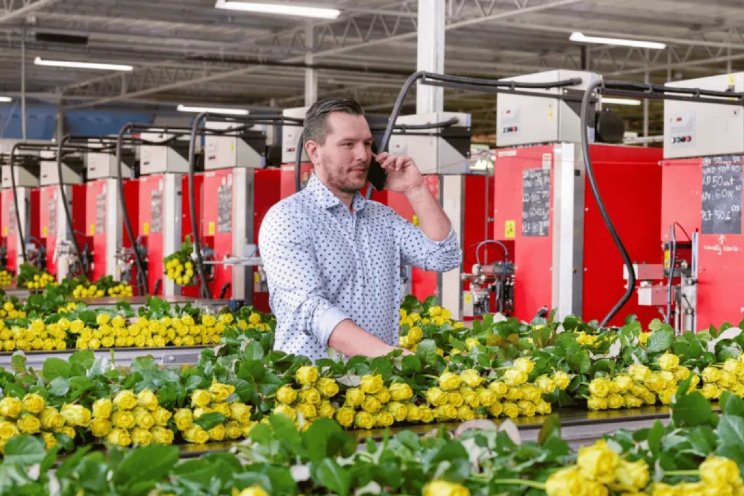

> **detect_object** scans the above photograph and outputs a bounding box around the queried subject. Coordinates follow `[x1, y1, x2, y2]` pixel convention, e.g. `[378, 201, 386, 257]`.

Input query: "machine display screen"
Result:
[702, 155, 742, 235]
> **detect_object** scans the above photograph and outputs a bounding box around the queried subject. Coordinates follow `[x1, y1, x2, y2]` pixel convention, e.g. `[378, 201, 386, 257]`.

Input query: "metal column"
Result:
[304, 23, 318, 106]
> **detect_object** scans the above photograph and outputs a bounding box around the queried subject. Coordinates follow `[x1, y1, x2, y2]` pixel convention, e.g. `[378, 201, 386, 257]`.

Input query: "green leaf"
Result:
[3, 436, 46, 466]
[672, 391, 713, 427]
[717, 416, 744, 472]
[48, 377, 70, 397]
[302, 418, 356, 462]
[647, 328, 674, 353]
[401, 355, 422, 373]
[10, 352, 26, 373]
[416, 339, 439, 367]
[311, 458, 350, 496]
[42, 357, 71, 380]
[269, 414, 303, 456]
[721, 391, 744, 418]
[113, 444, 179, 496]
[647, 421, 664, 456]
[537, 414, 561, 445]
[194, 412, 227, 431]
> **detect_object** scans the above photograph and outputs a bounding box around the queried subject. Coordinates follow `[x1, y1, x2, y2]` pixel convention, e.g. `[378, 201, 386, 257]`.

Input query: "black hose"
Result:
[294, 134, 304, 192]
[116, 123, 148, 295]
[8, 143, 28, 264]
[580, 80, 635, 327]
[56, 136, 86, 279]
[665, 224, 677, 324]
[188, 112, 211, 299]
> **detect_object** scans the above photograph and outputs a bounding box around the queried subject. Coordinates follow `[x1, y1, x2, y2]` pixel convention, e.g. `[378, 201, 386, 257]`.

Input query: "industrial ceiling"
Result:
[2, 0, 744, 138]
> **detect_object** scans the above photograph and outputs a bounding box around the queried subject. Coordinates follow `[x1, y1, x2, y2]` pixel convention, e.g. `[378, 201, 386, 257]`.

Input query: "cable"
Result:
[474, 239, 509, 267]
[295, 134, 304, 192]
[665, 223, 677, 324]
[56, 136, 86, 280]
[8, 143, 28, 264]
[188, 112, 211, 299]
[674, 221, 691, 242]
[580, 80, 636, 328]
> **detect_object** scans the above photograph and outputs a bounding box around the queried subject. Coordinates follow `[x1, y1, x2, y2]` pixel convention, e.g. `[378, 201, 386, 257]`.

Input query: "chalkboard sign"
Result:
[702, 155, 742, 235]
[522, 168, 551, 237]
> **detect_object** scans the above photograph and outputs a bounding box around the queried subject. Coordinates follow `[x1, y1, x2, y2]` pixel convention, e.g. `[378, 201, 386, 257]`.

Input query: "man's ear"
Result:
[305, 139, 320, 165]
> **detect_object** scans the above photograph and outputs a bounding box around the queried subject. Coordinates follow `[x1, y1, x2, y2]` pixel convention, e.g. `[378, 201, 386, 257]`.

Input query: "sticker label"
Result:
[505, 220, 516, 239]
[89, 223, 96, 236]
[143, 222, 150, 235]
[208, 221, 216, 235]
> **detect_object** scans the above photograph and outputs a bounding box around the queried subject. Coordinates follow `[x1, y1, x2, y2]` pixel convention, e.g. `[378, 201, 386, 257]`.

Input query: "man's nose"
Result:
[354, 143, 369, 162]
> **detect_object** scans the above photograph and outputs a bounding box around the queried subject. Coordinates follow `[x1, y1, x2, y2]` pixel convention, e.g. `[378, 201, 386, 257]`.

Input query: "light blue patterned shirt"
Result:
[258, 174, 461, 362]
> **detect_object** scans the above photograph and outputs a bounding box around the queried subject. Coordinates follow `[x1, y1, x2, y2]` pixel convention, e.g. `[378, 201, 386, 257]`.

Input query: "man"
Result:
[259, 97, 461, 362]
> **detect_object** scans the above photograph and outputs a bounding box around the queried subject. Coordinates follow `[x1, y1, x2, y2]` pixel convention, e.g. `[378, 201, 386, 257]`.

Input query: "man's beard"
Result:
[326, 165, 368, 194]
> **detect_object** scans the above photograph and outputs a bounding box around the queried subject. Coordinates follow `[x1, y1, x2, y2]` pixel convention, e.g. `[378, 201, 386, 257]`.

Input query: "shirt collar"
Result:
[306, 174, 368, 213]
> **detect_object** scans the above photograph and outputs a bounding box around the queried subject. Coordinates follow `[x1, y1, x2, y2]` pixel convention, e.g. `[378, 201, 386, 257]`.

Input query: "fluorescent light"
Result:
[215, 0, 340, 19]
[34, 56, 133, 71]
[569, 32, 666, 50]
[177, 104, 250, 116]
[0, 96, 11, 103]
[601, 97, 642, 106]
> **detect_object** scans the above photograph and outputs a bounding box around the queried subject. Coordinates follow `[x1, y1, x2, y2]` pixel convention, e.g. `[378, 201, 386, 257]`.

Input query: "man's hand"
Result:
[375, 152, 423, 194]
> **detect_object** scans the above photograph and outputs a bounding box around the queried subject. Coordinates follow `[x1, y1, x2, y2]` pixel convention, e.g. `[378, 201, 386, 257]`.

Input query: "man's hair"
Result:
[303, 97, 365, 145]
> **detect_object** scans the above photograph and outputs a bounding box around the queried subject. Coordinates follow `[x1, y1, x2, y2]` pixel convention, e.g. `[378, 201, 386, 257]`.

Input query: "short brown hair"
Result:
[303, 97, 365, 145]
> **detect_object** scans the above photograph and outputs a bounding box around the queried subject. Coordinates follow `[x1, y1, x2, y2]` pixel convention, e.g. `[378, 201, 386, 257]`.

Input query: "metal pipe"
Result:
[187, 112, 211, 299]
[56, 135, 85, 278]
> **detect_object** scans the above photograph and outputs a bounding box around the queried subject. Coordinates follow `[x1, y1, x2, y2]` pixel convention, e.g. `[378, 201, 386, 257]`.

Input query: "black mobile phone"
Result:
[368, 156, 387, 191]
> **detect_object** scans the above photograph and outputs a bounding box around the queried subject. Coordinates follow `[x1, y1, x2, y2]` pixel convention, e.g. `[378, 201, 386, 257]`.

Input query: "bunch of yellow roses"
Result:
[174, 382, 255, 444]
[0, 394, 78, 453]
[90, 390, 174, 447]
[273, 365, 340, 426]
[0, 269, 12, 287]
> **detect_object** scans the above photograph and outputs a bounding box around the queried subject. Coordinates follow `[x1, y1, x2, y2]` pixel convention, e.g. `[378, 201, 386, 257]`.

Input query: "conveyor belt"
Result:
[0, 346, 208, 369]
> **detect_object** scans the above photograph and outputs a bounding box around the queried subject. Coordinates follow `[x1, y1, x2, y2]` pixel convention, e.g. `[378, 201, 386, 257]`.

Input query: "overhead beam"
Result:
[0, 0, 60, 24]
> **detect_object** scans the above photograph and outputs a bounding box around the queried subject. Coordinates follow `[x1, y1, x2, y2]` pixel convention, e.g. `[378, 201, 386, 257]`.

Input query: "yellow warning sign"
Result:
[664, 249, 670, 269]
[412, 214, 419, 226]
[208, 221, 216, 235]
[464, 293, 473, 303]
[89, 223, 96, 236]
[143, 222, 150, 235]
[505, 220, 516, 239]
[42, 226, 48, 237]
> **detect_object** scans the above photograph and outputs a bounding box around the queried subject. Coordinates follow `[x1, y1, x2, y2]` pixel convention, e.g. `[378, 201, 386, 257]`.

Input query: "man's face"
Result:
[308, 112, 373, 194]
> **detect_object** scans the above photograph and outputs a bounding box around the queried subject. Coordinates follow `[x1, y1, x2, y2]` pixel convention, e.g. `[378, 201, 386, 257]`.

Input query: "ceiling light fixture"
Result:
[601, 97, 642, 106]
[569, 32, 666, 50]
[177, 104, 250, 116]
[0, 96, 12, 103]
[34, 56, 133, 71]
[215, 0, 340, 19]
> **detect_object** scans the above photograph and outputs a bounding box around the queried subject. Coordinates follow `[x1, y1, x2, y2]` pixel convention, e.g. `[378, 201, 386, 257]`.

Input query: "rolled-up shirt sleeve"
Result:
[392, 213, 462, 271]
[259, 208, 349, 348]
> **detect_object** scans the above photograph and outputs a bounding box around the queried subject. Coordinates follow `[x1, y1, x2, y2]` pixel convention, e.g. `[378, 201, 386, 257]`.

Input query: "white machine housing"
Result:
[281, 107, 308, 164]
[388, 112, 471, 174]
[496, 70, 601, 146]
[39, 150, 83, 186]
[86, 141, 135, 179]
[664, 73, 744, 159]
[205, 121, 266, 170]
[139, 132, 192, 175]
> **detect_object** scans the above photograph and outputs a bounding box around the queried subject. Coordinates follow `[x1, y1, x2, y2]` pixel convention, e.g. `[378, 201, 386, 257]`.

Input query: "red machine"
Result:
[136, 133, 202, 297]
[491, 144, 663, 326]
[37, 184, 86, 278]
[1, 152, 42, 273]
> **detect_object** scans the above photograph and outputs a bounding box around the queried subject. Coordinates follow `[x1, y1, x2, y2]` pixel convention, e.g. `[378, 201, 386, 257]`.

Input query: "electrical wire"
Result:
[665, 223, 677, 324]
[580, 80, 636, 327]
[8, 143, 29, 264]
[56, 136, 86, 279]
[188, 112, 212, 299]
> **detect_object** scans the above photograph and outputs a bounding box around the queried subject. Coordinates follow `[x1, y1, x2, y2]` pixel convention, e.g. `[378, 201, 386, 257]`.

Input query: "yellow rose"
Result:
[41, 432, 56, 450]
[191, 389, 212, 408]
[152, 407, 172, 426]
[405, 405, 421, 422]
[230, 403, 252, 424]
[318, 401, 335, 418]
[459, 369, 483, 388]
[40, 407, 65, 431]
[389, 383, 414, 402]
[551, 371, 571, 390]
[360, 374, 384, 394]
[92, 398, 113, 419]
[174, 408, 193, 431]
[475, 388, 495, 407]
[577, 439, 619, 484]
[588, 378, 611, 398]
[113, 390, 138, 411]
[17, 414, 41, 434]
[0, 397, 22, 419]
[422, 480, 471, 496]
[673, 367, 691, 382]
[457, 406, 475, 421]
[503, 369, 528, 387]
[275, 384, 298, 405]
[425, 387, 448, 407]
[209, 382, 235, 403]
[658, 353, 680, 371]
[488, 381, 508, 398]
[273, 404, 296, 420]
[137, 389, 159, 411]
[436, 405, 458, 420]
[503, 402, 519, 418]
[133, 407, 155, 429]
[545, 467, 589, 496]
[514, 357, 535, 374]
[106, 428, 132, 447]
[299, 387, 322, 406]
[535, 375, 556, 394]
[607, 393, 624, 409]
[702, 366, 721, 383]
[536, 400, 552, 415]
[238, 485, 269, 496]
[60, 404, 92, 427]
[90, 418, 113, 438]
[376, 411, 394, 427]
[0, 420, 19, 440]
[151, 426, 175, 445]
[613, 375, 633, 394]
[407, 326, 423, 344]
[295, 366, 319, 386]
[518, 400, 536, 417]
[184, 426, 210, 444]
[438, 372, 462, 391]
[335, 407, 355, 427]
[386, 402, 408, 422]
[623, 395, 643, 409]
[701, 384, 721, 400]
[112, 410, 136, 429]
[699, 455, 743, 486]
[375, 388, 391, 404]
[610, 459, 649, 492]
[345, 388, 365, 408]
[297, 403, 317, 420]
[521, 385, 542, 403]
[316, 378, 340, 398]
[208, 423, 226, 441]
[447, 391, 464, 407]
[420, 406, 435, 423]
[21, 393, 45, 414]
[362, 396, 382, 414]
[354, 411, 375, 429]
[658, 389, 674, 405]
